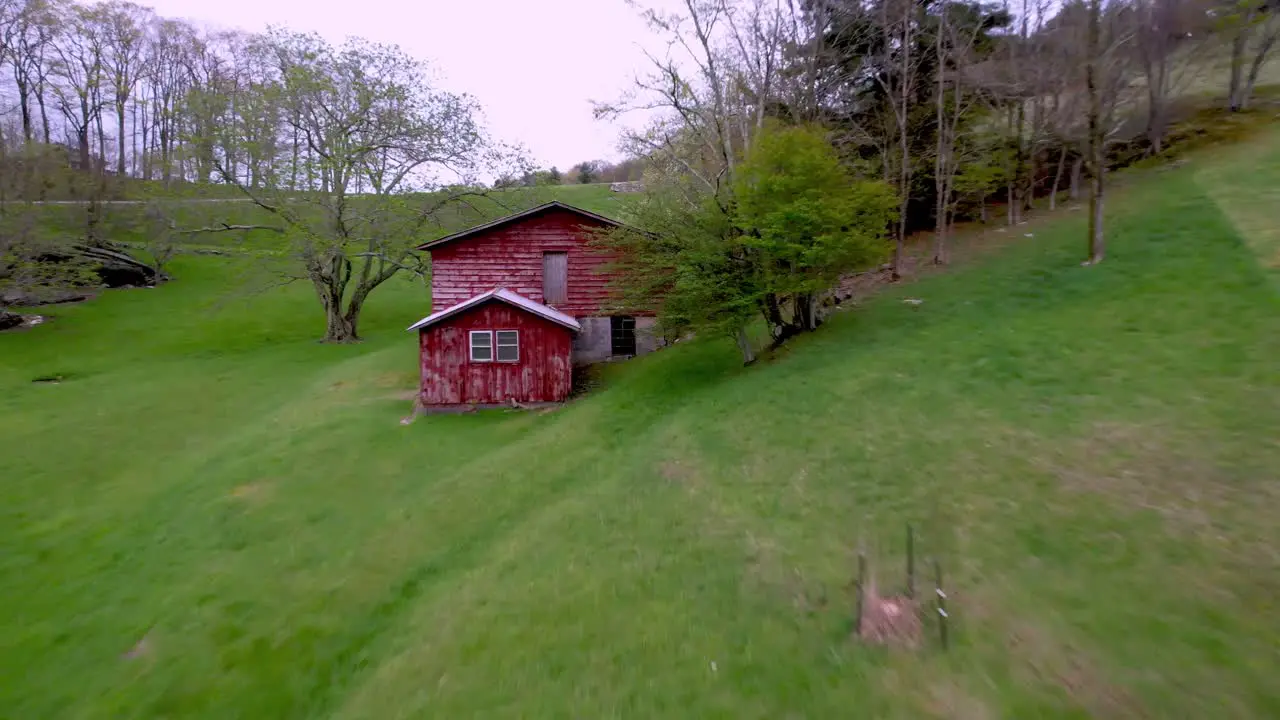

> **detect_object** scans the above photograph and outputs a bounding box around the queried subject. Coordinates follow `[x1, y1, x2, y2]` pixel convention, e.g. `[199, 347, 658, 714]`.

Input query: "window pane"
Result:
[496, 331, 518, 361]
[470, 331, 492, 361]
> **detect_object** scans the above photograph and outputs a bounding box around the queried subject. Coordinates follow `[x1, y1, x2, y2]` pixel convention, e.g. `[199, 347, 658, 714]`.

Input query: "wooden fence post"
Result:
[935, 557, 948, 651]
[855, 548, 867, 636]
[906, 524, 915, 599]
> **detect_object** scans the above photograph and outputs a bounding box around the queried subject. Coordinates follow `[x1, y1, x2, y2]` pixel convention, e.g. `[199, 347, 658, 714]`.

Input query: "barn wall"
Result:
[420, 301, 574, 406]
[430, 208, 620, 315]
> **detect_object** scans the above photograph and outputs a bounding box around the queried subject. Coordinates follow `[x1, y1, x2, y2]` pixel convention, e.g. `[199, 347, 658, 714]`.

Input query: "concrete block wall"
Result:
[635, 317, 661, 354]
[572, 317, 614, 365]
[571, 316, 663, 365]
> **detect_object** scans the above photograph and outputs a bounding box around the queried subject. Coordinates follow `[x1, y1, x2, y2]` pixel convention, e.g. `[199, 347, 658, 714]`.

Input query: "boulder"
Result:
[74, 245, 158, 287]
[0, 311, 23, 331]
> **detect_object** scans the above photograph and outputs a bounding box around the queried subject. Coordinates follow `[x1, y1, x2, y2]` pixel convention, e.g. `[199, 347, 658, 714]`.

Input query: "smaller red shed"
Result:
[408, 288, 580, 407]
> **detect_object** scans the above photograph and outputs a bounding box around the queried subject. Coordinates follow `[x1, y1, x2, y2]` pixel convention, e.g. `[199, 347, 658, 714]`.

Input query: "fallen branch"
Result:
[176, 223, 286, 235]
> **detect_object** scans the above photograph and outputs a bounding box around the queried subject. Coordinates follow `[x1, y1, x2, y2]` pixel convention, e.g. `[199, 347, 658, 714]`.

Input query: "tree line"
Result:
[0, 0, 516, 341]
[2, 0, 1276, 347]
[595, 0, 1278, 362]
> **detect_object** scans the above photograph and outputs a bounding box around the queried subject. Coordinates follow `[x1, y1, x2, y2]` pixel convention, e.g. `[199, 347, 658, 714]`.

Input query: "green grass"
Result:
[38, 182, 630, 257]
[2, 131, 1278, 718]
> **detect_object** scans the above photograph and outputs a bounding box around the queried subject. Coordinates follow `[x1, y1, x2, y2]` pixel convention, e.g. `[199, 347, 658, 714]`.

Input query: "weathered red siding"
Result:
[419, 301, 574, 406]
[430, 207, 616, 314]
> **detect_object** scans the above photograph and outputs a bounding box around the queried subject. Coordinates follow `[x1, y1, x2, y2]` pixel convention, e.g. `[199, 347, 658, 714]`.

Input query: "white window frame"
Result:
[469, 330, 493, 362]
[495, 330, 520, 363]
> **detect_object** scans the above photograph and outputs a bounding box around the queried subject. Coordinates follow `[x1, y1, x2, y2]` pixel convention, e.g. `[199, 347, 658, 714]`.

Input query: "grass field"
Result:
[2, 130, 1278, 718]
[34, 182, 629, 256]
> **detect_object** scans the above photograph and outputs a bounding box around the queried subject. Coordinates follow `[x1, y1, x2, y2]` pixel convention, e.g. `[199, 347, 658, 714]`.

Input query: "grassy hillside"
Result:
[1, 131, 1278, 718]
[21, 182, 630, 256]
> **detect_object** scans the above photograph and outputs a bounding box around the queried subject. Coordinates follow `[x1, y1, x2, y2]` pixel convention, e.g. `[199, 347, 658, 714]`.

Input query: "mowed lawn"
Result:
[2, 132, 1278, 719]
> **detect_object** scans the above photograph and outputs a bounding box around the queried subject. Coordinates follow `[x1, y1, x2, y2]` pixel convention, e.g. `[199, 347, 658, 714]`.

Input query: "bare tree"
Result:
[48, 1, 105, 170]
[876, 0, 923, 278]
[1133, 0, 1210, 153]
[100, 0, 148, 176]
[1226, 0, 1279, 110]
[8, 0, 60, 145]
[932, 0, 1002, 263]
[214, 31, 491, 342]
[1086, 0, 1105, 264]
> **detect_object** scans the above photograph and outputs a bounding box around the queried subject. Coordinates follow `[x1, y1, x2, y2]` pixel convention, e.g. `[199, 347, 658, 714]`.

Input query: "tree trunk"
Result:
[1050, 146, 1067, 211]
[1146, 80, 1164, 154]
[1086, 0, 1105, 265]
[792, 293, 817, 332]
[1014, 100, 1026, 219]
[116, 101, 128, 177]
[132, 101, 140, 178]
[764, 292, 786, 340]
[341, 292, 369, 342]
[734, 327, 756, 365]
[1228, 20, 1249, 110]
[76, 127, 91, 174]
[1088, 166, 1105, 264]
[37, 89, 50, 144]
[16, 81, 32, 142]
[934, 6, 948, 266]
[318, 284, 358, 343]
[1228, 17, 1253, 111]
[96, 112, 107, 173]
[1070, 156, 1084, 200]
[324, 306, 357, 343]
[1241, 21, 1279, 110]
[893, 128, 909, 279]
[892, 5, 912, 282]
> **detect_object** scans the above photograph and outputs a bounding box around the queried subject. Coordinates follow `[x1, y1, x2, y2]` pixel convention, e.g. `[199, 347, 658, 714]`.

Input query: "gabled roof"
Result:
[406, 288, 582, 333]
[415, 201, 622, 251]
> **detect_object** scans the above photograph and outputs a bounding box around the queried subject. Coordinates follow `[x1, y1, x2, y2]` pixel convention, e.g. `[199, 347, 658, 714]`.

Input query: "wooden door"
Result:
[435, 327, 466, 404]
[543, 252, 568, 305]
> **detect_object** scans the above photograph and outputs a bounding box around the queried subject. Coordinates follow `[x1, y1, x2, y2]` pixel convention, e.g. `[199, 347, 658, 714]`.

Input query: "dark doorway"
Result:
[610, 316, 636, 357]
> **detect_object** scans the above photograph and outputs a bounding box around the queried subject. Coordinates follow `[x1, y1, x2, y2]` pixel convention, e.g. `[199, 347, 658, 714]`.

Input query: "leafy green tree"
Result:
[548, 166, 562, 184]
[733, 124, 898, 337]
[601, 124, 896, 364]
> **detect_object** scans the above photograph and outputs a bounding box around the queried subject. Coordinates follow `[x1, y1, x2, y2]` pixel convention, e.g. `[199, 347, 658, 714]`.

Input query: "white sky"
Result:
[141, 0, 676, 172]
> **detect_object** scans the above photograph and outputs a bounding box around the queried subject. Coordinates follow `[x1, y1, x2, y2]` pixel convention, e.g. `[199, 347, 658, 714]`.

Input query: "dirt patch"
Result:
[228, 482, 270, 504]
[371, 371, 416, 389]
[659, 459, 694, 484]
[122, 632, 154, 660]
[858, 583, 922, 649]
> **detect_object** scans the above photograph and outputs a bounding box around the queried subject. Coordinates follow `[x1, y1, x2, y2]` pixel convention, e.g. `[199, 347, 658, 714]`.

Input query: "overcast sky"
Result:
[141, 0, 680, 171]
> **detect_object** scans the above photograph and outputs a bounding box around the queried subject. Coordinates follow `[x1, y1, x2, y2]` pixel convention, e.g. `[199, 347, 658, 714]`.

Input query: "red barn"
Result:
[408, 201, 658, 408]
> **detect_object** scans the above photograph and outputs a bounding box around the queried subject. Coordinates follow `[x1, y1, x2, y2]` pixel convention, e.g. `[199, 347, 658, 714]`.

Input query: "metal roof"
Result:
[415, 200, 622, 251]
[406, 288, 582, 333]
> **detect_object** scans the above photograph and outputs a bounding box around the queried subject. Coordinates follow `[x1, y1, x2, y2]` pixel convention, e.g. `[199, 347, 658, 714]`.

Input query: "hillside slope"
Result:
[1, 132, 1277, 718]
